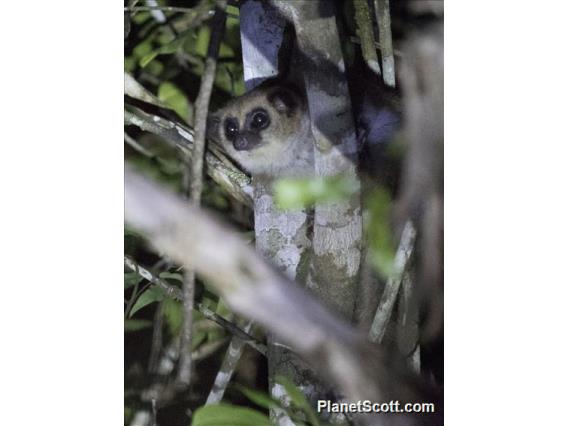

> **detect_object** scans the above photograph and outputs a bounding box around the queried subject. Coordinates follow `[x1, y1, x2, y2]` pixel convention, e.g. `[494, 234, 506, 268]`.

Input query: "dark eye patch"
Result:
[249, 109, 270, 130]
[224, 117, 239, 141]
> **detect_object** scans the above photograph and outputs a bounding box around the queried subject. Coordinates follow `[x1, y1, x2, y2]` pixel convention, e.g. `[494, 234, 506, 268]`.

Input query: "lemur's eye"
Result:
[224, 118, 239, 141]
[250, 110, 270, 130]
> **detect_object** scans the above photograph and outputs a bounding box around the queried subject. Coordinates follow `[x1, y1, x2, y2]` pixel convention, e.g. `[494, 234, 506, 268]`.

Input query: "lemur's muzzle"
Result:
[233, 131, 261, 151]
[233, 135, 249, 151]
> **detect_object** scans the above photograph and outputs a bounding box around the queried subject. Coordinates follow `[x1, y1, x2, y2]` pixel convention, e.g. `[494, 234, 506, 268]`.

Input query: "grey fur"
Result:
[209, 82, 400, 179]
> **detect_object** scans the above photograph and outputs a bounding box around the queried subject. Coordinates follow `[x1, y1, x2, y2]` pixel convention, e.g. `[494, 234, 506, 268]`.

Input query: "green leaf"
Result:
[124, 56, 137, 73]
[145, 59, 164, 76]
[366, 189, 396, 278]
[124, 272, 143, 290]
[277, 377, 321, 426]
[192, 330, 208, 351]
[276, 376, 307, 408]
[139, 52, 158, 68]
[274, 175, 359, 209]
[236, 385, 304, 425]
[132, 11, 151, 25]
[124, 226, 144, 238]
[193, 26, 211, 58]
[158, 81, 190, 121]
[133, 40, 153, 59]
[129, 286, 164, 317]
[124, 319, 152, 332]
[191, 404, 271, 426]
[236, 385, 281, 411]
[158, 271, 184, 283]
[218, 41, 235, 58]
[140, 32, 190, 68]
[155, 155, 184, 175]
[162, 297, 183, 335]
[226, 5, 240, 17]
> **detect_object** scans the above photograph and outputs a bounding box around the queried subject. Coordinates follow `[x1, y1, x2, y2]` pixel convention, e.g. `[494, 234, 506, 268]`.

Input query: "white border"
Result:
[1, 1, 567, 425]
[0, 1, 123, 424]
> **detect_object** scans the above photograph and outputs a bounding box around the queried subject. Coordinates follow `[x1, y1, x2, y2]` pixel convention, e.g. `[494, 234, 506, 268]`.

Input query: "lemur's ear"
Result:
[267, 87, 298, 115]
[206, 114, 221, 141]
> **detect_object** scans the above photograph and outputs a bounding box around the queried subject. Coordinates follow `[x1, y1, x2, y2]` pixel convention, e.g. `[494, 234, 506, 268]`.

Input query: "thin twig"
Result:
[368, 221, 417, 343]
[192, 337, 230, 362]
[177, 0, 228, 390]
[348, 36, 403, 58]
[127, 0, 141, 18]
[184, 1, 227, 201]
[125, 5, 212, 15]
[124, 5, 239, 20]
[124, 256, 266, 355]
[354, 0, 381, 76]
[124, 72, 169, 109]
[133, 334, 229, 419]
[178, 267, 194, 388]
[151, 398, 157, 426]
[124, 132, 154, 158]
[399, 273, 420, 374]
[148, 301, 164, 374]
[135, 337, 181, 414]
[374, 0, 396, 87]
[145, 0, 167, 23]
[197, 305, 267, 356]
[124, 270, 143, 318]
[125, 256, 183, 299]
[177, 270, 195, 387]
[206, 320, 254, 404]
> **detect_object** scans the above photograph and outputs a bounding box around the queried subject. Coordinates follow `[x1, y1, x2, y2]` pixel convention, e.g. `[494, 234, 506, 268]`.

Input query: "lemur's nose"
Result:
[233, 135, 249, 151]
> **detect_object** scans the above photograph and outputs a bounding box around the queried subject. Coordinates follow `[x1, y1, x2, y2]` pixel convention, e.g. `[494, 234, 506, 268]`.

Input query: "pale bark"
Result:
[374, 0, 396, 87]
[206, 320, 254, 404]
[240, 3, 312, 423]
[368, 221, 416, 344]
[354, 0, 381, 76]
[274, 0, 363, 323]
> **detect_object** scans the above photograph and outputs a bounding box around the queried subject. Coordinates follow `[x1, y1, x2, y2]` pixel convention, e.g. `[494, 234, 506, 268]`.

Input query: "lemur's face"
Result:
[208, 83, 310, 176]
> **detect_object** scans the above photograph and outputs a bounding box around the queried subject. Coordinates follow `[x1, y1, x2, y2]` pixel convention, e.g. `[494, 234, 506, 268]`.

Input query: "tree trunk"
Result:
[274, 0, 363, 323]
[241, 1, 363, 423]
[239, 2, 314, 424]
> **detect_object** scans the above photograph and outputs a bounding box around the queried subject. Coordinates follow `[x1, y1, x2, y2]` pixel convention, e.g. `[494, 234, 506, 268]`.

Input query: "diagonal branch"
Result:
[368, 221, 417, 344]
[125, 167, 438, 426]
[206, 319, 254, 405]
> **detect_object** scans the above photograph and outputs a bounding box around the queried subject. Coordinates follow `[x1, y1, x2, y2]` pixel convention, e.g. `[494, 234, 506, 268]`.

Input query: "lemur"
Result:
[207, 68, 402, 330]
[207, 74, 401, 185]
